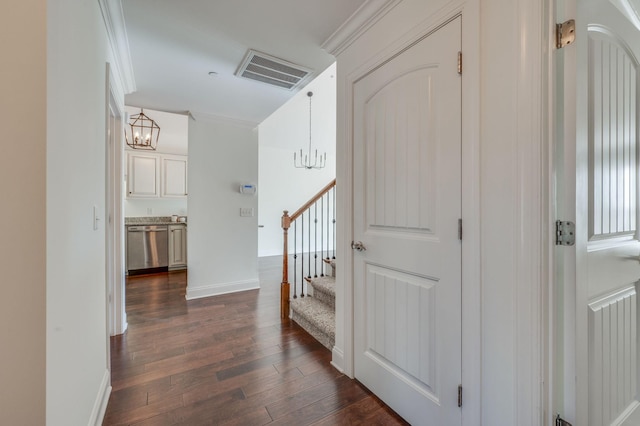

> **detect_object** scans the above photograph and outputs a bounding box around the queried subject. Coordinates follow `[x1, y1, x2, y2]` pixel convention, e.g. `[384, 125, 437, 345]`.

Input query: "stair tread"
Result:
[310, 276, 335, 297]
[290, 297, 335, 339]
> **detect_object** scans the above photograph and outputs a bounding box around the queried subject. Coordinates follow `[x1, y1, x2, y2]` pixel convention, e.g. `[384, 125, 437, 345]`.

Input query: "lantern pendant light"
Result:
[126, 109, 160, 150]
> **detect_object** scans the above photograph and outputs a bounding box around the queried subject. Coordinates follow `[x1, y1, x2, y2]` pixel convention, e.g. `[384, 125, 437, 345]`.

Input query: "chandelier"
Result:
[294, 91, 326, 169]
[125, 109, 160, 150]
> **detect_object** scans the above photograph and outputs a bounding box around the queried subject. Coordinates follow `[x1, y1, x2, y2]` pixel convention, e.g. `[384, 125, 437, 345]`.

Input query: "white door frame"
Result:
[335, 0, 550, 423]
[105, 63, 127, 340]
[548, 0, 578, 423]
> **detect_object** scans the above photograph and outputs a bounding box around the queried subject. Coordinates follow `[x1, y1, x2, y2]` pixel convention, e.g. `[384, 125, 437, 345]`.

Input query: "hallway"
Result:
[103, 257, 406, 425]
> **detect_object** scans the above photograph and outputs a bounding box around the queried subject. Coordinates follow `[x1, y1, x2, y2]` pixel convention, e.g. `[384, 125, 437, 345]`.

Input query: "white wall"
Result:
[258, 146, 336, 256]
[47, 0, 120, 424]
[124, 106, 188, 217]
[258, 64, 336, 257]
[124, 198, 187, 217]
[187, 116, 260, 298]
[0, 1, 46, 423]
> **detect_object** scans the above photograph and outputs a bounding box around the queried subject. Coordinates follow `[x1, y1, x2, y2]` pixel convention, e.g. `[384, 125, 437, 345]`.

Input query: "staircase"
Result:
[281, 180, 337, 351]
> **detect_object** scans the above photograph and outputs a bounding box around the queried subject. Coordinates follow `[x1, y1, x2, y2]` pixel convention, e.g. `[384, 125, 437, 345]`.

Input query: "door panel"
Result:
[353, 16, 462, 425]
[574, 0, 640, 424]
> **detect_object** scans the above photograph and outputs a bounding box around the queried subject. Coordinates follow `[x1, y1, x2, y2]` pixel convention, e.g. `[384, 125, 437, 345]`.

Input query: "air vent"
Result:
[235, 49, 313, 90]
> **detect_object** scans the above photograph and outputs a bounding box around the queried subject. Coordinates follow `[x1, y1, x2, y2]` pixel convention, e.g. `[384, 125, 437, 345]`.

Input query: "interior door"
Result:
[353, 16, 462, 425]
[572, 0, 640, 424]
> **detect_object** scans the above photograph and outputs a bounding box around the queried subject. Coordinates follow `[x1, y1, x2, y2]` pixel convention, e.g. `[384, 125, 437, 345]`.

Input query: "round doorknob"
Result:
[351, 241, 366, 252]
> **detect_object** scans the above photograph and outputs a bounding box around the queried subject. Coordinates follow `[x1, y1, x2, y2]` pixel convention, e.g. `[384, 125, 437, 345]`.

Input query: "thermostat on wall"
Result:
[240, 184, 257, 195]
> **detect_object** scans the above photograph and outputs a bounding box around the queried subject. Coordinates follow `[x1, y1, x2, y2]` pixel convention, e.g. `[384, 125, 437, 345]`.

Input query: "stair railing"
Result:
[281, 179, 336, 318]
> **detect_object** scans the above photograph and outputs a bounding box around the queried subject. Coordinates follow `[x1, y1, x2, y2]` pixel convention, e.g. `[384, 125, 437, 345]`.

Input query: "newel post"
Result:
[281, 210, 291, 319]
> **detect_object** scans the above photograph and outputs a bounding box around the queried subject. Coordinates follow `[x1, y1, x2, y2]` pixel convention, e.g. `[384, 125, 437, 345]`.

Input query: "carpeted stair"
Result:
[290, 261, 336, 350]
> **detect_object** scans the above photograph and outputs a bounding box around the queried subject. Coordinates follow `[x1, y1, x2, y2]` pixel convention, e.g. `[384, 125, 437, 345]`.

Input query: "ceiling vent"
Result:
[235, 49, 313, 90]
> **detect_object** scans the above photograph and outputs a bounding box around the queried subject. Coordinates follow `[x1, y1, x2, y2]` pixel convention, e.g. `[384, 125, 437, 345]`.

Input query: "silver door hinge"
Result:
[556, 19, 576, 49]
[458, 385, 463, 407]
[457, 51, 462, 75]
[556, 414, 573, 426]
[555, 220, 575, 246]
[458, 219, 463, 241]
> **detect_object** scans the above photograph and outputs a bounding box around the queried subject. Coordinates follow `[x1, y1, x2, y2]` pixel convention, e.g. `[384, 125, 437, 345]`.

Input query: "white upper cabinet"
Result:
[162, 155, 188, 197]
[127, 153, 160, 197]
[127, 152, 188, 198]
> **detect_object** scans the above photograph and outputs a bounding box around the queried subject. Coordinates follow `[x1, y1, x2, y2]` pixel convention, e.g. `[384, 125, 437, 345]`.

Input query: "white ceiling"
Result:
[122, 0, 367, 124]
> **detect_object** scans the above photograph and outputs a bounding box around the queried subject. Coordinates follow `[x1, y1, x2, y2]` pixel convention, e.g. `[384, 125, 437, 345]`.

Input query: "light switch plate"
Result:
[240, 207, 254, 217]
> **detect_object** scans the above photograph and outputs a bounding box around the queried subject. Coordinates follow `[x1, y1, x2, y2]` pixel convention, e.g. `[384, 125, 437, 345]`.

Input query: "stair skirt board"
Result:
[290, 297, 335, 350]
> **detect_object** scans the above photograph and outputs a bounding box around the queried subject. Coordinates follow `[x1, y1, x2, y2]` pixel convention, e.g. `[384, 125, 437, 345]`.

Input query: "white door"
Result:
[568, 0, 640, 424]
[353, 16, 462, 425]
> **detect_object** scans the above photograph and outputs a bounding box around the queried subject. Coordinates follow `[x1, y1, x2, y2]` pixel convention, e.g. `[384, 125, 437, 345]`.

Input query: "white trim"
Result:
[546, 0, 561, 423]
[98, 0, 136, 94]
[612, 400, 640, 425]
[330, 346, 345, 373]
[185, 279, 260, 300]
[107, 64, 128, 336]
[460, 1, 482, 424]
[88, 369, 111, 426]
[321, 0, 402, 56]
[549, 0, 578, 423]
[588, 284, 637, 310]
[587, 235, 639, 252]
[513, 0, 548, 423]
[334, 55, 355, 378]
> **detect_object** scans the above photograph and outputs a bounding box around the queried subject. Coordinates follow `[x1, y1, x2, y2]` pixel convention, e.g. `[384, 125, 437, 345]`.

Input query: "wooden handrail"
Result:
[281, 179, 337, 319]
[290, 179, 336, 222]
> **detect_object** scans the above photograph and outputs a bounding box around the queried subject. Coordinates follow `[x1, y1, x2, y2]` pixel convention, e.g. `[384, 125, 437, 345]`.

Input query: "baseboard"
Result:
[89, 369, 111, 426]
[185, 279, 260, 300]
[114, 314, 128, 336]
[331, 346, 345, 374]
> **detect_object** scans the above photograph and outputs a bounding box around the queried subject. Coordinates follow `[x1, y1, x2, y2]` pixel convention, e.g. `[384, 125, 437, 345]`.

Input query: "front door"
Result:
[567, 0, 640, 424]
[353, 16, 462, 425]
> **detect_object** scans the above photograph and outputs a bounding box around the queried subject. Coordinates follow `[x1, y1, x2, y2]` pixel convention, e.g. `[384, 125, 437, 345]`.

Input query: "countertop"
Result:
[125, 216, 187, 226]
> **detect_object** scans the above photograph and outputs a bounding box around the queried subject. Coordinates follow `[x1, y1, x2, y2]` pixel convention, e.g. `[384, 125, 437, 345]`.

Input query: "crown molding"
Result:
[321, 0, 402, 56]
[98, 0, 136, 94]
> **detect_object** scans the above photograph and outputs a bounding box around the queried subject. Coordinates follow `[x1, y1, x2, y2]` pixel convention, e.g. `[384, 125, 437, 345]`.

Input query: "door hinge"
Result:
[556, 19, 576, 49]
[556, 414, 573, 426]
[458, 219, 463, 240]
[457, 51, 462, 75]
[458, 385, 463, 407]
[555, 220, 575, 246]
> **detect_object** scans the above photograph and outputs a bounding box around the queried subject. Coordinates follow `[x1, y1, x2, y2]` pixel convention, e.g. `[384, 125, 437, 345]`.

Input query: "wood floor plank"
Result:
[103, 258, 407, 425]
[308, 395, 389, 426]
[217, 406, 273, 426]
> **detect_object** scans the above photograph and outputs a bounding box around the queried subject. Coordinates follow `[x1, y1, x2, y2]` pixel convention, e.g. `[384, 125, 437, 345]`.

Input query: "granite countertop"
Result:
[125, 216, 187, 226]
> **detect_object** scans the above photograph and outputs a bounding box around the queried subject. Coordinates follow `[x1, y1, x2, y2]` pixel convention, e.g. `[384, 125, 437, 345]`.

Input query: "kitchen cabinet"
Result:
[127, 152, 188, 199]
[162, 155, 188, 197]
[127, 153, 160, 197]
[168, 224, 187, 269]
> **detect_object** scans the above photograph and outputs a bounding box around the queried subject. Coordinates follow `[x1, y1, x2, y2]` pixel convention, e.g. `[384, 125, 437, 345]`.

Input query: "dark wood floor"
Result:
[103, 257, 407, 425]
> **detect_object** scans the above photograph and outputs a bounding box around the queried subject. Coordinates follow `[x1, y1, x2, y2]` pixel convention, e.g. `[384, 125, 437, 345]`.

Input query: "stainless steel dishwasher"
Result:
[126, 225, 169, 274]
